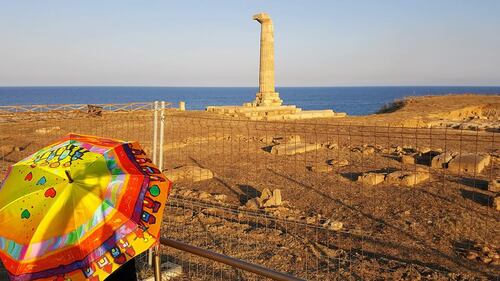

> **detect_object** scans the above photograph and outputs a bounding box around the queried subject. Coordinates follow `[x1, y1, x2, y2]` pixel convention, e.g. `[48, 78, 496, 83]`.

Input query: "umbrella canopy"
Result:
[0, 133, 171, 281]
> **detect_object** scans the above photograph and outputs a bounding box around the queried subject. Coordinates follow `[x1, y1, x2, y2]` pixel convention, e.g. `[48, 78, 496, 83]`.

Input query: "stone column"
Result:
[253, 13, 283, 107]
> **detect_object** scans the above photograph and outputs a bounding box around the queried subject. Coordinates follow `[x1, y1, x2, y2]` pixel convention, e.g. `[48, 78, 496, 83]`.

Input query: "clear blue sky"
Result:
[1, 0, 499, 86]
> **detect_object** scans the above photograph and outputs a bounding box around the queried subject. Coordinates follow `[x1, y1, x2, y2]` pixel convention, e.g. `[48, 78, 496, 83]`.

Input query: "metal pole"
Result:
[158, 101, 165, 171]
[152, 101, 159, 166]
[153, 245, 161, 281]
[160, 237, 305, 281]
[153, 101, 166, 281]
[148, 101, 159, 267]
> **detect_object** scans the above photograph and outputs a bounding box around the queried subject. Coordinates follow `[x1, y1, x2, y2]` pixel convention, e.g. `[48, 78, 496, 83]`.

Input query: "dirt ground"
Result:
[0, 94, 499, 280]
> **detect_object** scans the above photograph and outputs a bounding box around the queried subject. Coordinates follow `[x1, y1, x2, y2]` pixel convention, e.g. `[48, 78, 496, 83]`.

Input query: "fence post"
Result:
[153, 101, 166, 281]
[159, 101, 165, 171]
[148, 101, 159, 267]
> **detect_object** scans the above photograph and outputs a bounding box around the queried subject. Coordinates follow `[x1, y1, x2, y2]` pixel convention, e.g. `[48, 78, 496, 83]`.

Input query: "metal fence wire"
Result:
[0, 102, 499, 281]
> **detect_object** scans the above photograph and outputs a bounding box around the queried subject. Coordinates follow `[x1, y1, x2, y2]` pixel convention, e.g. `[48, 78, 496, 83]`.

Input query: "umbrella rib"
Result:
[70, 182, 83, 263]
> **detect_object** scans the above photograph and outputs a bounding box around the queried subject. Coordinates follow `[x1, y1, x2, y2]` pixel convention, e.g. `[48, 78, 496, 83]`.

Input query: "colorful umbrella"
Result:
[0, 133, 171, 281]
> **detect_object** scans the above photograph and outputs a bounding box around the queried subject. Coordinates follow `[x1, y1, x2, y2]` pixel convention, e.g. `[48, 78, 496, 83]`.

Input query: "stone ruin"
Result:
[207, 13, 346, 121]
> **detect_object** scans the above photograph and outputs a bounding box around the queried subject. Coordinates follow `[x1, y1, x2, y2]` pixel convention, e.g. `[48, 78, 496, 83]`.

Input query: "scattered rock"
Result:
[163, 166, 214, 182]
[489, 179, 500, 192]
[35, 126, 61, 135]
[353, 146, 375, 155]
[357, 173, 385, 186]
[466, 251, 479, 260]
[323, 142, 338, 150]
[431, 152, 455, 169]
[463, 241, 499, 266]
[327, 159, 349, 167]
[391, 145, 403, 154]
[262, 189, 282, 207]
[245, 198, 262, 210]
[328, 221, 343, 231]
[419, 147, 431, 154]
[198, 191, 211, 200]
[386, 170, 429, 187]
[447, 153, 491, 174]
[213, 194, 227, 201]
[260, 188, 273, 201]
[401, 155, 415, 165]
[270, 143, 321, 155]
[493, 196, 500, 211]
[0, 144, 14, 154]
[244, 188, 283, 209]
[308, 164, 333, 173]
[259, 136, 274, 143]
[364, 147, 376, 155]
[272, 135, 301, 144]
[305, 216, 317, 224]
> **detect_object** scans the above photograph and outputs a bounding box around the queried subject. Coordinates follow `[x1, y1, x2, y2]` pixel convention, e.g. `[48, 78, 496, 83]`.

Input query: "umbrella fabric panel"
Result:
[0, 134, 171, 281]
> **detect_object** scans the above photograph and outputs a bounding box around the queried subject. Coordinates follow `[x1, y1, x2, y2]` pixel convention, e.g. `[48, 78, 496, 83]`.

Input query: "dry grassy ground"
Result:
[0, 94, 499, 280]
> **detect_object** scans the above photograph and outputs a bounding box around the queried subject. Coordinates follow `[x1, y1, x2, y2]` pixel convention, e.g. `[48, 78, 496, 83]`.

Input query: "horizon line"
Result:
[1, 85, 500, 88]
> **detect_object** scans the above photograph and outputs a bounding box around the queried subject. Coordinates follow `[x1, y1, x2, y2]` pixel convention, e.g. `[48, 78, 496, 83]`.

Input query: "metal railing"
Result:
[160, 237, 304, 281]
[0, 102, 166, 113]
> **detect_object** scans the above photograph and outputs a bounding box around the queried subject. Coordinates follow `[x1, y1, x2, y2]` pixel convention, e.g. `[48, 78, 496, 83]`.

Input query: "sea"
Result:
[0, 86, 499, 116]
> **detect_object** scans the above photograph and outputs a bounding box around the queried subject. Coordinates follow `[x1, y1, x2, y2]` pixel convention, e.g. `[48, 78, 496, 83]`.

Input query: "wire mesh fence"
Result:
[0, 102, 499, 280]
[160, 110, 499, 280]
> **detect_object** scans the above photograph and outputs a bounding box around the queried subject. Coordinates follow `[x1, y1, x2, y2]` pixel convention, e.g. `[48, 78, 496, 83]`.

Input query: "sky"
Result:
[0, 0, 499, 87]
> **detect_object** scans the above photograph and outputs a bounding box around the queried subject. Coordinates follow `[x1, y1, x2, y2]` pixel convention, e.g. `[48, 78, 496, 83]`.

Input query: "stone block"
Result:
[386, 170, 429, 187]
[357, 173, 385, 186]
[164, 166, 214, 182]
[401, 155, 415, 164]
[431, 152, 455, 169]
[327, 159, 349, 167]
[262, 189, 282, 207]
[260, 188, 273, 201]
[447, 153, 491, 174]
[309, 164, 333, 173]
[270, 143, 321, 155]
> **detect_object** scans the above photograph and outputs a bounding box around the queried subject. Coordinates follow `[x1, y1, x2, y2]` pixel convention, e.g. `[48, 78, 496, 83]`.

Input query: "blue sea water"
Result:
[0, 86, 498, 116]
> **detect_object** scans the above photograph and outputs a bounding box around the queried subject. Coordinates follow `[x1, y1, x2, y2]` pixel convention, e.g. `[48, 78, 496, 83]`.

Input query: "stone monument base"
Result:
[206, 105, 346, 121]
